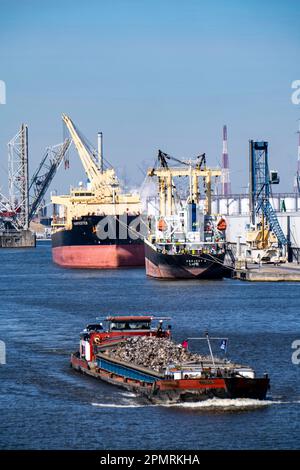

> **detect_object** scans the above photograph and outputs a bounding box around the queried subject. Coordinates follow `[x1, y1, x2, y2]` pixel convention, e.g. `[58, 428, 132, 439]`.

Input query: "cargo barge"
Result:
[70, 316, 270, 404]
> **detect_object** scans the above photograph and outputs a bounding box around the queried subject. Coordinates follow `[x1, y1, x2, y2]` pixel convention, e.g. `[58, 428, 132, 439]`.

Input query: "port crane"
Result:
[249, 140, 287, 248]
[51, 115, 141, 230]
[148, 149, 221, 216]
[62, 113, 119, 198]
[1, 123, 71, 233]
[245, 140, 287, 264]
[28, 139, 71, 222]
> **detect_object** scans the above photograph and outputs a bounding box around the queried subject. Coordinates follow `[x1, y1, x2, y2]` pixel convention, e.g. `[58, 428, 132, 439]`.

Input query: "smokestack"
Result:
[294, 121, 300, 193]
[97, 132, 103, 173]
[221, 124, 231, 195]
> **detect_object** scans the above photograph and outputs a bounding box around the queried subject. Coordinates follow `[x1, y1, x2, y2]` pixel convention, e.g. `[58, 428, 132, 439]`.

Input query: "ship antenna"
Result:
[205, 331, 216, 368]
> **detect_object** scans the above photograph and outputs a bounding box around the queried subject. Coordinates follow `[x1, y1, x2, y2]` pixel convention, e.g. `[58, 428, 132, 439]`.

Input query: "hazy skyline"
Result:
[1, 0, 300, 196]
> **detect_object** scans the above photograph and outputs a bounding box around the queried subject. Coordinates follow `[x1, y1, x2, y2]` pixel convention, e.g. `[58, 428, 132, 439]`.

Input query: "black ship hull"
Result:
[145, 240, 226, 279]
[52, 214, 145, 268]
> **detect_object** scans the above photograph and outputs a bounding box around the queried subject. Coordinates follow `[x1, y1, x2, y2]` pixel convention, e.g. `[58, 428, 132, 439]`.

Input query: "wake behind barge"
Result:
[70, 316, 270, 404]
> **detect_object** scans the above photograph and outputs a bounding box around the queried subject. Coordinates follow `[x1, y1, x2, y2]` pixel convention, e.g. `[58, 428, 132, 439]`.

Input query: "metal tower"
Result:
[221, 125, 231, 195]
[8, 124, 29, 230]
[5, 125, 70, 229]
[249, 140, 286, 246]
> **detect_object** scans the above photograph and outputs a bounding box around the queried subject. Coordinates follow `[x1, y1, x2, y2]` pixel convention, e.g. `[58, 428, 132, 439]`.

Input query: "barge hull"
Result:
[70, 354, 269, 404]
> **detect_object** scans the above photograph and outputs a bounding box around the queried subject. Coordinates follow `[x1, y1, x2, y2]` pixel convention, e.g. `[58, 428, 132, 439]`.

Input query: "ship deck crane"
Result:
[51, 115, 141, 230]
[148, 150, 221, 216]
[157, 149, 206, 170]
[62, 113, 118, 198]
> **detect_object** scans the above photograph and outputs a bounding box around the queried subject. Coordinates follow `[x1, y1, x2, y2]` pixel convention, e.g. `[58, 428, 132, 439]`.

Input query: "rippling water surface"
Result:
[0, 242, 300, 449]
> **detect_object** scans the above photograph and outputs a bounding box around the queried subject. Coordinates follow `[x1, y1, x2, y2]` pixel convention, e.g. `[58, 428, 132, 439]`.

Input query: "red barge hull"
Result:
[70, 353, 270, 404]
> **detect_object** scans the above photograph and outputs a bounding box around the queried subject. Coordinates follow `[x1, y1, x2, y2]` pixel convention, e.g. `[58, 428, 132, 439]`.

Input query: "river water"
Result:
[0, 241, 299, 449]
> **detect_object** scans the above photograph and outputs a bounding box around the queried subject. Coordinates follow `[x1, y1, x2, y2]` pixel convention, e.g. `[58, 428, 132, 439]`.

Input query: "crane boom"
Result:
[62, 113, 118, 192]
[28, 138, 71, 222]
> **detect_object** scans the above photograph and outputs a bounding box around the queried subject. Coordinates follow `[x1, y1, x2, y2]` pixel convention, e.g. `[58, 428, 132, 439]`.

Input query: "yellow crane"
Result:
[148, 150, 221, 216]
[51, 115, 141, 230]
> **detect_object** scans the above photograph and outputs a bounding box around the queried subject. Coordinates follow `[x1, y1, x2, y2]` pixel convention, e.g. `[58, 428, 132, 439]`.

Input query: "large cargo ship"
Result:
[70, 316, 270, 404]
[51, 114, 144, 268]
[145, 151, 228, 279]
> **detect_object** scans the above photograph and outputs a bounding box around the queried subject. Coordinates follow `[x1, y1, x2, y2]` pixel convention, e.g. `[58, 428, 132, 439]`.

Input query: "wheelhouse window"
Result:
[109, 321, 151, 331]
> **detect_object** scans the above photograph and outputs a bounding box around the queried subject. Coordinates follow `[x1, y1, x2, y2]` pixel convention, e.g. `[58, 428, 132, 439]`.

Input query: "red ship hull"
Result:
[52, 244, 145, 269]
[51, 214, 145, 269]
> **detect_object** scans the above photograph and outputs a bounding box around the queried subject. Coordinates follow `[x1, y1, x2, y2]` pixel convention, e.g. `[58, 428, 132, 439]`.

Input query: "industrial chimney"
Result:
[221, 125, 231, 195]
[294, 121, 300, 193]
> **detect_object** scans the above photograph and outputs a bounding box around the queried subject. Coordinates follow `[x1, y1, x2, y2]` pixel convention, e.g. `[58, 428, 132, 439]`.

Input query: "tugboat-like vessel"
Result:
[70, 316, 270, 404]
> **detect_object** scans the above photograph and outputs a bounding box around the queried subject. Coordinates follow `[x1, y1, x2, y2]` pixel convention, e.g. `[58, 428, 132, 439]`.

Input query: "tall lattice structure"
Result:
[249, 140, 286, 246]
[8, 124, 29, 230]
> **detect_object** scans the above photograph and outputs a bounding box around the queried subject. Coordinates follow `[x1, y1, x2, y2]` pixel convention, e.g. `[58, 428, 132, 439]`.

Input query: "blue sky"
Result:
[0, 0, 300, 194]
